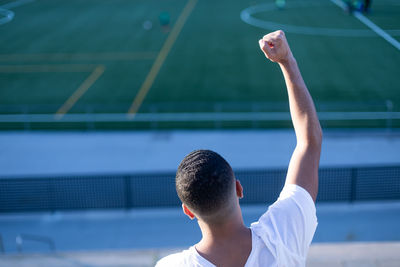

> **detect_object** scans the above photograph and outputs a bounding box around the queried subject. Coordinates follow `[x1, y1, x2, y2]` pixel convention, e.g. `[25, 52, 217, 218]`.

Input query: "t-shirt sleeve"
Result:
[251, 184, 317, 262]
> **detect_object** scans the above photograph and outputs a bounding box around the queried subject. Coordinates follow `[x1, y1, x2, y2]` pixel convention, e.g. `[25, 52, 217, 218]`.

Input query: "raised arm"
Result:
[259, 30, 322, 202]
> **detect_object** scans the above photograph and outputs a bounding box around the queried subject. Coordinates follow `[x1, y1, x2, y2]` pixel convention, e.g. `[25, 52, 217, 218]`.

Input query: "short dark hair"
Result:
[176, 150, 235, 216]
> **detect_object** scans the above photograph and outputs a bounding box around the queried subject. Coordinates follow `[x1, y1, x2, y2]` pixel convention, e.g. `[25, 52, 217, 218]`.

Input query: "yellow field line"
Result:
[0, 52, 157, 62]
[55, 65, 105, 119]
[0, 64, 97, 72]
[127, 0, 198, 118]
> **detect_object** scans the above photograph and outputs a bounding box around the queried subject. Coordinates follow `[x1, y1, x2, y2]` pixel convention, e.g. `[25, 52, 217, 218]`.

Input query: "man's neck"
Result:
[198, 217, 247, 241]
[195, 212, 252, 267]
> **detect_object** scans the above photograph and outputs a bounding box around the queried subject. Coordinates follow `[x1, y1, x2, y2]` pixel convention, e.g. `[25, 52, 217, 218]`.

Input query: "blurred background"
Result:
[0, 0, 399, 266]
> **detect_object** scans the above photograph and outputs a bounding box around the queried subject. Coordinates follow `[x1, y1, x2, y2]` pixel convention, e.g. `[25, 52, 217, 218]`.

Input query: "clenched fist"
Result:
[259, 30, 293, 64]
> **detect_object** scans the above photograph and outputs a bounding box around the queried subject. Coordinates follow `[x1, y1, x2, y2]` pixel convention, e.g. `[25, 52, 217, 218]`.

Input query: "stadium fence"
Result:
[1, 165, 399, 212]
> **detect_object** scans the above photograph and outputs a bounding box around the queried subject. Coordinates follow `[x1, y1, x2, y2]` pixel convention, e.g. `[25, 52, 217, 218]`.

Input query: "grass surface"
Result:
[0, 0, 399, 129]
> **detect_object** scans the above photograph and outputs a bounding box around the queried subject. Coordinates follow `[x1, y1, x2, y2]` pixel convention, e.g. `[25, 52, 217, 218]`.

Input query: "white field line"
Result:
[330, 0, 400, 51]
[353, 12, 400, 51]
[0, 112, 399, 123]
[0, 0, 35, 9]
[0, 0, 35, 25]
[0, 8, 13, 25]
[240, 2, 400, 37]
[329, 0, 347, 9]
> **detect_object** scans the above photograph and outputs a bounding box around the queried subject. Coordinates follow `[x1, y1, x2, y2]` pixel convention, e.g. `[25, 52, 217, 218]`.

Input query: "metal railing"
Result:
[16, 234, 56, 252]
[0, 101, 398, 130]
[1, 165, 399, 212]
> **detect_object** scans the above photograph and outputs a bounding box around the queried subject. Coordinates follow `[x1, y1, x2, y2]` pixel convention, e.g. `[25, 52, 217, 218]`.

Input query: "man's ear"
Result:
[236, 180, 244, 199]
[182, 204, 195, 220]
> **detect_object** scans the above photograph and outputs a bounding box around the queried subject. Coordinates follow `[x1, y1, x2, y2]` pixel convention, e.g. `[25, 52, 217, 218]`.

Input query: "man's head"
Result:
[176, 150, 242, 223]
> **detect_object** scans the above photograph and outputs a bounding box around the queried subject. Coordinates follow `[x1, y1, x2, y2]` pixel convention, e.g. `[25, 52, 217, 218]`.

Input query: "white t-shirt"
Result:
[156, 184, 317, 267]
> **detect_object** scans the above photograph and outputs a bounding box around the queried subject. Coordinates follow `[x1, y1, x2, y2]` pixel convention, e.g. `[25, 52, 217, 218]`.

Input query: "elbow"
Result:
[303, 121, 323, 149]
[295, 115, 323, 149]
[313, 123, 323, 147]
[310, 123, 323, 148]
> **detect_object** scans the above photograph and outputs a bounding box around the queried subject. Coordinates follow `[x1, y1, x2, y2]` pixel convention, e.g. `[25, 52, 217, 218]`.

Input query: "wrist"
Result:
[278, 52, 296, 68]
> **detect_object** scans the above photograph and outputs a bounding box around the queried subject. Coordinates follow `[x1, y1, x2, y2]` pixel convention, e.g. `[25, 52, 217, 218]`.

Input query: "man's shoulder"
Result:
[155, 247, 195, 267]
[250, 184, 317, 265]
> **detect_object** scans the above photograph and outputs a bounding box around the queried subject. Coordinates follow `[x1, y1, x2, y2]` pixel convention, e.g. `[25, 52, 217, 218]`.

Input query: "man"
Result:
[156, 30, 322, 267]
[363, 0, 371, 13]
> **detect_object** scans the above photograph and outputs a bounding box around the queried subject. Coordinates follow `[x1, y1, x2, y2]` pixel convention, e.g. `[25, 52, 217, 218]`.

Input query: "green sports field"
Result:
[0, 0, 399, 129]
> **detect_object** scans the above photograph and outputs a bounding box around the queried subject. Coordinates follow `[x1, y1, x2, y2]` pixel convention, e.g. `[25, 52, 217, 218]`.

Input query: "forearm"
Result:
[279, 56, 322, 147]
[259, 30, 322, 201]
[280, 56, 322, 201]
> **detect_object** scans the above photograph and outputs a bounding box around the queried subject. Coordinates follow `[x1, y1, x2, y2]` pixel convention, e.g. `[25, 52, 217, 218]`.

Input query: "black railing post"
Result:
[350, 168, 358, 202]
[124, 175, 132, 209]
